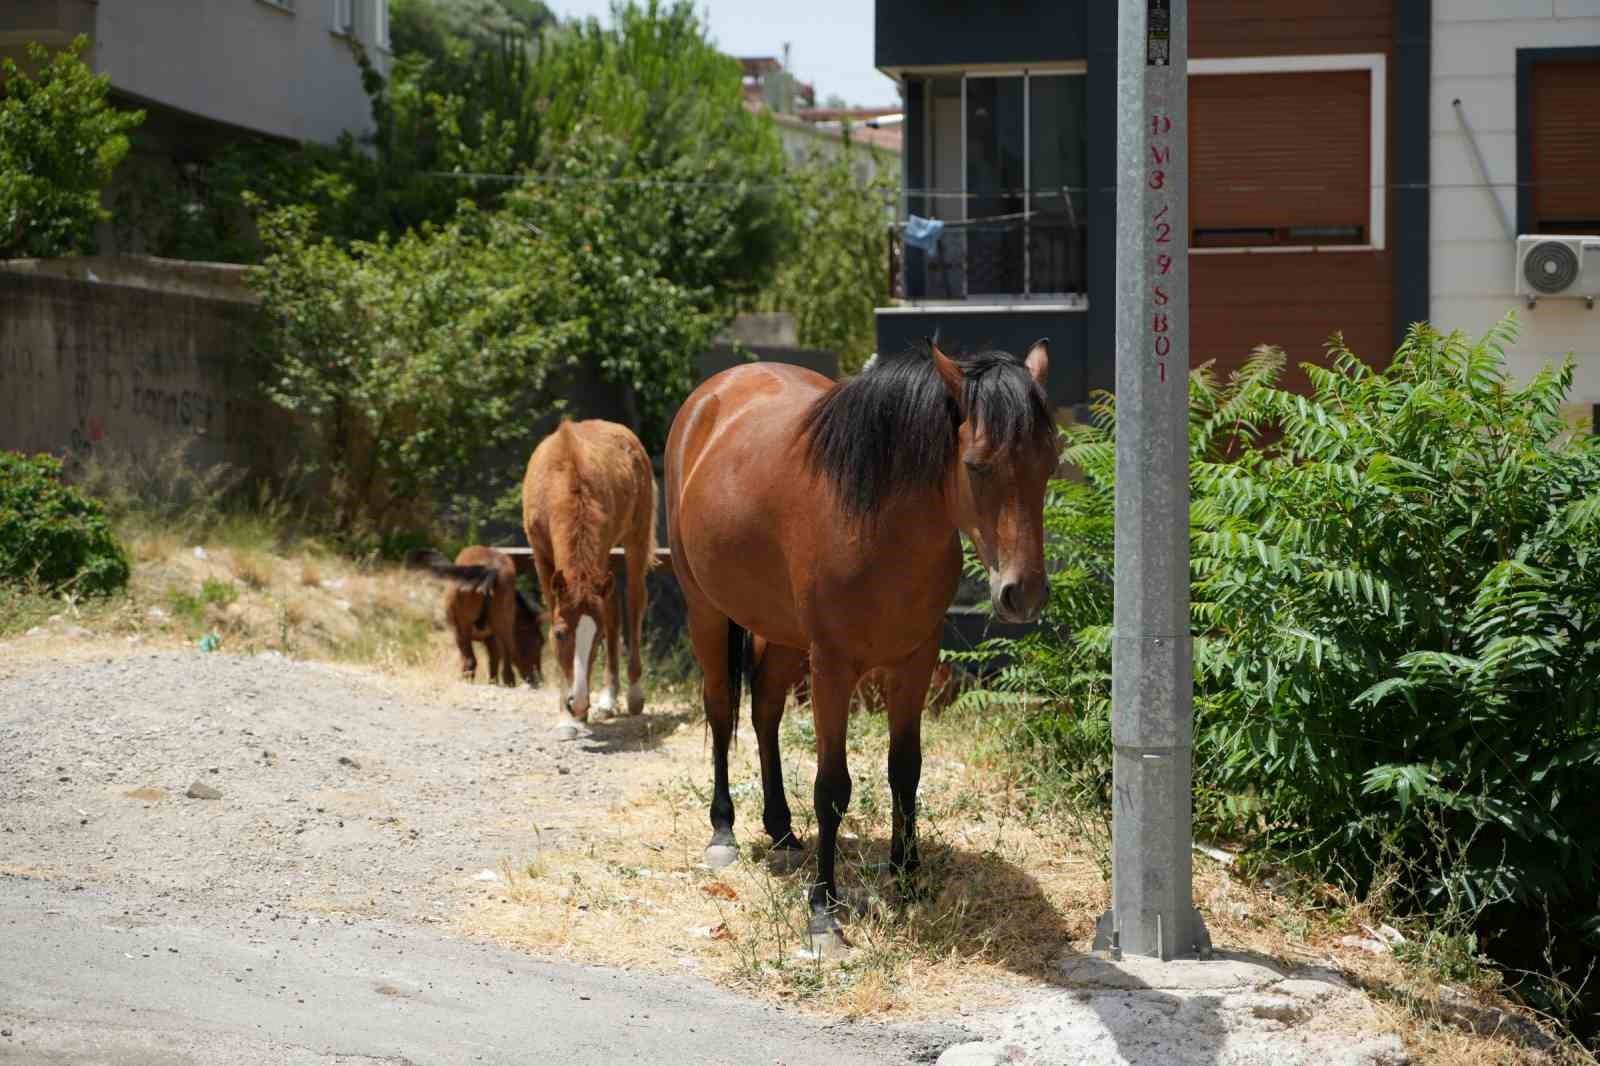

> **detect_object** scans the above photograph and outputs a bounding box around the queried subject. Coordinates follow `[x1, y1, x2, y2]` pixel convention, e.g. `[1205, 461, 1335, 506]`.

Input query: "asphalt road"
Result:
[0, 876, 959, 1065]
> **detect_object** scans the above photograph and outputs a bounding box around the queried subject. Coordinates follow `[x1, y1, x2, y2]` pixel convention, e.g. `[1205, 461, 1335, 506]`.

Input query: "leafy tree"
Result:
[760, 141, 895, 374]
[505, 136, 723, 452]
[971, 317, 1600, 1013]
[248, 203, 584, 531]
[0, 36, 143, 258]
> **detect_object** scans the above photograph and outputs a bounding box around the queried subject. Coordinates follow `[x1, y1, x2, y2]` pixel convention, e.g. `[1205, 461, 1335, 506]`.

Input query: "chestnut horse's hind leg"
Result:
[806, 651, 860, 946]
[688, 605, 742, 870]
[883, 637, 941, 892]
[751, 640, 807, 869]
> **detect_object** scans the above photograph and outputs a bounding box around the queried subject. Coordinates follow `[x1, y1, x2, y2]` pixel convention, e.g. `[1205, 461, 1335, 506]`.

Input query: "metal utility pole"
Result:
[1094, 0, 1210, 962]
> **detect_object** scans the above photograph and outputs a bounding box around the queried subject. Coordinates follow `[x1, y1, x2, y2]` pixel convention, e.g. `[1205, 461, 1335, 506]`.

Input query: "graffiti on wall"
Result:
[0, 274, 288, 472]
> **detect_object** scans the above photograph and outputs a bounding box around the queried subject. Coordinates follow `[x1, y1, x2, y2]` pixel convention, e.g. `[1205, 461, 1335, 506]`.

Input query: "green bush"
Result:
[0, 452, 130, 595]
[251, 202, 588, 532]
[0, 36, 144, 258]
[973, 316, 1600, 1008]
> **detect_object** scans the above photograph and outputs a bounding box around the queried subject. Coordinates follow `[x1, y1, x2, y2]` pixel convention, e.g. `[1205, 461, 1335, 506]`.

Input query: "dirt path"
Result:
[0, 648, 685, 923]
[0, 645, 967, 1064]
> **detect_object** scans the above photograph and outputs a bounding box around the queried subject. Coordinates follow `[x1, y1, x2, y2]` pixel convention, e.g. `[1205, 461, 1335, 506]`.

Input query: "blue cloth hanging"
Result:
[902, 214, 944, 253]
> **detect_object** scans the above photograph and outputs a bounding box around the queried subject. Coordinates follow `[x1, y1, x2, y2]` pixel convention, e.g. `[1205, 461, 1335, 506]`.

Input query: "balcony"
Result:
[889, 211, 1087, 304]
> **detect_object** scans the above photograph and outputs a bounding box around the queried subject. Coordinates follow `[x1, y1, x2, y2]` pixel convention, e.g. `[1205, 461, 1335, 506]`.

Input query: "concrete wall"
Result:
[1431, 0, 1600, 409]
[0, 257, 294, 478]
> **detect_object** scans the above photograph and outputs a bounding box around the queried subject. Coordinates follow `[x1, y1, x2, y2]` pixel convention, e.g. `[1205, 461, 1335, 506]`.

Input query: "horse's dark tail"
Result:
[404, 549, 499, 622]
[726, 618, 752, 732]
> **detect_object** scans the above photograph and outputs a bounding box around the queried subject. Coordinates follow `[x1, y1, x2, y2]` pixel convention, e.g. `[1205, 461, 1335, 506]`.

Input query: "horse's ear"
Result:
[928, 340, 965, 412]
[1024, 338, 1049, 389]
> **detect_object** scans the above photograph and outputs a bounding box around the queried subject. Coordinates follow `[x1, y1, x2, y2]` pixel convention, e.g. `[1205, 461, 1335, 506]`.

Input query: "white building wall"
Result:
[1431, 0, 1600, 412]
[95, 0, 387, 145]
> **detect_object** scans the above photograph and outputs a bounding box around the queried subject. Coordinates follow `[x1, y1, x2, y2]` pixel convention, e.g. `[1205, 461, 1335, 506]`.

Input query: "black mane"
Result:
[800, 341, 1053, 520]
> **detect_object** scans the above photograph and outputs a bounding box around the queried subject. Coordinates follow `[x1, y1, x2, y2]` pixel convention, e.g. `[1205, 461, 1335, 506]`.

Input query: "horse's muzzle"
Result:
[993, 576, 1047, 624]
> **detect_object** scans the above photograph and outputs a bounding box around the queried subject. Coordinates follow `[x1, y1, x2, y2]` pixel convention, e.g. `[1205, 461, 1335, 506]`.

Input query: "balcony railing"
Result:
[889, 211, 1087, 303]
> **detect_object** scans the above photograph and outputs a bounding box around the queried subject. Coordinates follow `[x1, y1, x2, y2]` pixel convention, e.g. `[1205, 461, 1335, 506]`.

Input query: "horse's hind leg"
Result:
[751, 640, 807, 870]
[806, 651, 859, 948]
[687, 604, 740, 870]
[883, 637, 940, 894]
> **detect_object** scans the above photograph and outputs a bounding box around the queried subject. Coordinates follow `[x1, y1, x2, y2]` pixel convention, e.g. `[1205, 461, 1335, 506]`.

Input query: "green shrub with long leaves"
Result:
[972, 316, 1600, 970]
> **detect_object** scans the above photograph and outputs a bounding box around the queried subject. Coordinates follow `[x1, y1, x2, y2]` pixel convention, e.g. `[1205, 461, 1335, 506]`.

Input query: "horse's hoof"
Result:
[589, 703, 615, 724]
[703, 843, 740, 870]
[627, 683, 645, 716]
[550, 720, 590, 742]
[800, 912, 852, 960]
[765, 845, 808, 874]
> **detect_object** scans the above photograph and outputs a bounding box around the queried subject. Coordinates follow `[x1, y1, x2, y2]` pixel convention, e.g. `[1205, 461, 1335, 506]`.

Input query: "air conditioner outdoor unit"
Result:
[1516, 235, 1600, 308]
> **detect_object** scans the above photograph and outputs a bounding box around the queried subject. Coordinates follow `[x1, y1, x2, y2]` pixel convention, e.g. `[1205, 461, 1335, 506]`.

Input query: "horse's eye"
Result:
[964, 458, 991, 476]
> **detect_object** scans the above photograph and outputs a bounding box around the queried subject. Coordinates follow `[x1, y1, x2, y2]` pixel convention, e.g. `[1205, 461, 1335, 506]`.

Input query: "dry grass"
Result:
[451, 696, 1590, 1065]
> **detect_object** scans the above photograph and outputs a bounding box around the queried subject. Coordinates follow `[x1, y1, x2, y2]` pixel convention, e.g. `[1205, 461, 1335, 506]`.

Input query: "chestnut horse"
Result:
[664, 341, 1056, 945]
[522, 419, 657, 735]
[407, 546, 544, 687]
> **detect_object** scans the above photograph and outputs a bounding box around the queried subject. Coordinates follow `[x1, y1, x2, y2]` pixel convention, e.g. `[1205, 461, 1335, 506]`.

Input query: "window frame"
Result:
[948, 64, 1088, 300]
[1188, 53, 1387, 255]
[1515, 46, 1600, 237]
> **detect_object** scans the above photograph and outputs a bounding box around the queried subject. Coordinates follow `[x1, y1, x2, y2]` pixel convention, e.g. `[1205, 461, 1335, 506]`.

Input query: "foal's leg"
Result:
[688, 605, 740, 869]
[484, 636, 503, 685]
[751, 640, 807, 869]
[455, 626, 477, 681]
[806, 652, 859, 942]
[623, 547, 649, 715]
[883, 637, 940, 891]
[592, 587, 621, 720]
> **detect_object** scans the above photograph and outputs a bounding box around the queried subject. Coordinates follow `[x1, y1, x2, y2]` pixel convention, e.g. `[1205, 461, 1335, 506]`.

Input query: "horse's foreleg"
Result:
[593, 588, 621, 720]
[807, 654, 858, 943]
[688, 606, 739, 870]
[884, 637, 940, 891]
[752, 641, 807, 867]
[624, 552, 648, 715]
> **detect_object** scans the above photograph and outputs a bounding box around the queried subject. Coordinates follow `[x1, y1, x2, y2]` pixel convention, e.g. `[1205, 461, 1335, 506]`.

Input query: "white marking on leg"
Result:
[570, 615, 597, 711]
[595, 686, 616, 713]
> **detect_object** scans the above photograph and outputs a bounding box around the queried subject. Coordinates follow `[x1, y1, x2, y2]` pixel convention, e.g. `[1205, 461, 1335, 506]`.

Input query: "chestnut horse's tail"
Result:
[727, 618, 752, 725]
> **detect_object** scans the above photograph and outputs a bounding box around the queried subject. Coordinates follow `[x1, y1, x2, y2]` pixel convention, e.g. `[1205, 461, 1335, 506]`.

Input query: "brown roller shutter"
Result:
[1190, 70, 1370, 246]
[1531, 60, 1600, 232]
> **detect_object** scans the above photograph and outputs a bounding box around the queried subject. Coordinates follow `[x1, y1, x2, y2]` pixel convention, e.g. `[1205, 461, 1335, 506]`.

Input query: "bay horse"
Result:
[664, 340, 1056, 947]
[407, 546, 544, 687]
[522, 419, 657, 736]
